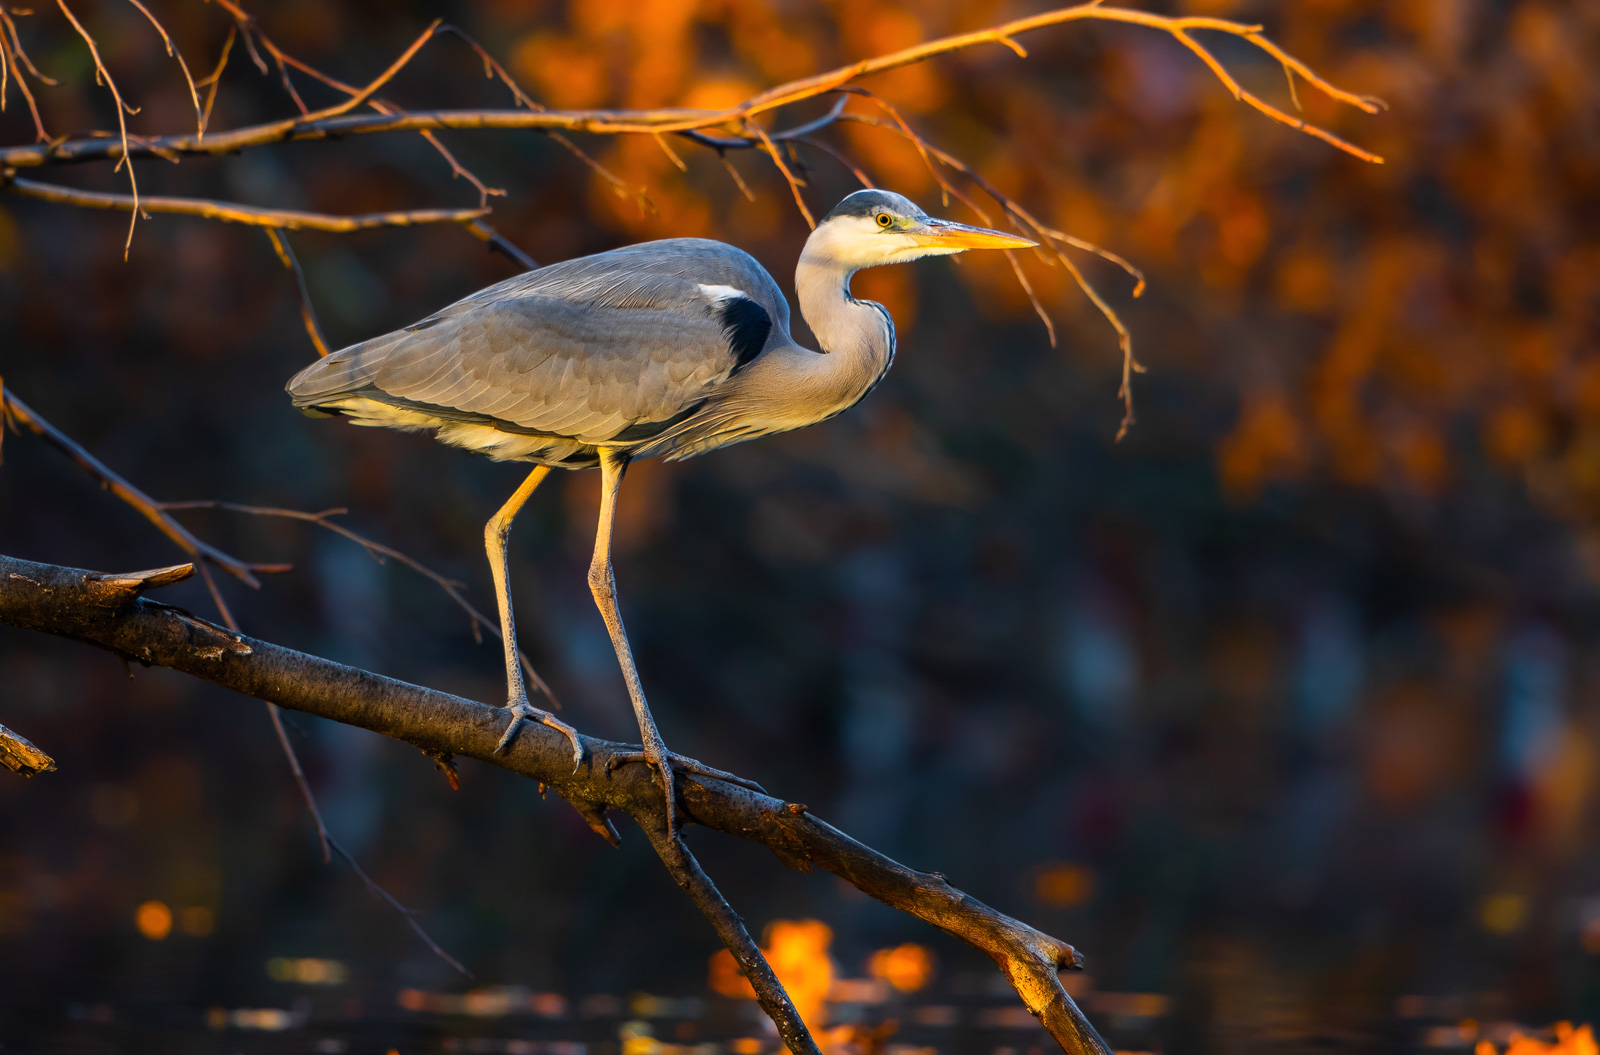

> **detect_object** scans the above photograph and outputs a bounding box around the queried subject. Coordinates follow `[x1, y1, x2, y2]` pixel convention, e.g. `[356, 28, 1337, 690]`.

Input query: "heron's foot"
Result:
[605, 749, 765, 794]
[493, 697, 585, 771]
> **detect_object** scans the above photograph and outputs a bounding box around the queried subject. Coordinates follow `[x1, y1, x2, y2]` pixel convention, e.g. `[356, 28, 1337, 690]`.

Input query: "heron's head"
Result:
[803, 189, 1036, 270]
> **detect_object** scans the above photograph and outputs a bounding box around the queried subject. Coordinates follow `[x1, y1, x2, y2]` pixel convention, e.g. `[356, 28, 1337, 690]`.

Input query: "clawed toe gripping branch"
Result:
[0, 553, 1112, 1055]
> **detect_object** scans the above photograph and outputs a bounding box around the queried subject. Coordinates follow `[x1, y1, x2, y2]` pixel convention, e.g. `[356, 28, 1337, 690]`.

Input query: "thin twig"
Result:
[792, 135, 873, 188]
[329, 837, 471, 977]
[263, 228, 329, 357]
[123, 0, 202, 138]
[746, 119, 813, 228]
[466, 218, 538, 271]
[0, 390, 277, 586]
[197, 24, 236, 136]
[0, 8, 53, 142]
[54, 0, 140, 255]
[294, 19, 442, 125]
[194, 542, 471, 978]
[716, 153, 756, 201]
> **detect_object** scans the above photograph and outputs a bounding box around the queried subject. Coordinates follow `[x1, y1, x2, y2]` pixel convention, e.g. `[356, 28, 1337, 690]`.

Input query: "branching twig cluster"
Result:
[0, 1, 1381, 427]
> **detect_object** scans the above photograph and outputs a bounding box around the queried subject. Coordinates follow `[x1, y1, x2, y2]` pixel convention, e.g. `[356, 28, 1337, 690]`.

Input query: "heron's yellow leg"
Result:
[587, 448, 685, 829]
[485, 465, 583, 765]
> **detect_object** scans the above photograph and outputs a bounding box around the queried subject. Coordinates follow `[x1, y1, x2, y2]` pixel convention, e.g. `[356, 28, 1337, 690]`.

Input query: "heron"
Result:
[286, 189, 1034, 829]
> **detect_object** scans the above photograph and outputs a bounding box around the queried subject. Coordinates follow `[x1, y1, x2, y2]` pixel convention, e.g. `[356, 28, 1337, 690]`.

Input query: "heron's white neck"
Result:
[793, 231, 895, 409]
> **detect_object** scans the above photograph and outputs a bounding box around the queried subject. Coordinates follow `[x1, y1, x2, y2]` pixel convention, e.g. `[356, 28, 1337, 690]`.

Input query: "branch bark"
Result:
[0, 551, 1110, 1055]
[2, 175, 491, 232]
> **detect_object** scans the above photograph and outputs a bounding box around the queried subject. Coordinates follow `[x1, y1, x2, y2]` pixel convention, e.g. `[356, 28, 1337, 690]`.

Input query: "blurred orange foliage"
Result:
[709, 919, 836, 1032]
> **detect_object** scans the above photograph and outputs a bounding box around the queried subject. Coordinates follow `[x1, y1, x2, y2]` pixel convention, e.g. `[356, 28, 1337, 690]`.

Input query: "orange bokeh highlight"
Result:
[709, 919, 836, 1032]
[135, 900, 172, 941]
[1034, 862, 1096, 909]
[1476, 1023, 1598, 1055]
[866, 943, 932, 993]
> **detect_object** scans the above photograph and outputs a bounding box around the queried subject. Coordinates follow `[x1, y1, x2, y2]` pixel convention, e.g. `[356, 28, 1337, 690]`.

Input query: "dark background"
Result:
[2, 0, 1598, 1051]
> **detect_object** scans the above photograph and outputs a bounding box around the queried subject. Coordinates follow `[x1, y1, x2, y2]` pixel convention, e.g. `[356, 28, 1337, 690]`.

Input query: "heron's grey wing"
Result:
[288, 255, 776, 445]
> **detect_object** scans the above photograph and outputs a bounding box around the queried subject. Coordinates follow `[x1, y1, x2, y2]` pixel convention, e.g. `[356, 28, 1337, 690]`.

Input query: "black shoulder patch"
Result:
[718, 296, 771, 373]
[609, 400, 707, 443]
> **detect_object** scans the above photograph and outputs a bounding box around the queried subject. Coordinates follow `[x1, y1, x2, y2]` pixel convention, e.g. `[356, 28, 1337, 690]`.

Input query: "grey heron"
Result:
[286, 189, 1034, 829]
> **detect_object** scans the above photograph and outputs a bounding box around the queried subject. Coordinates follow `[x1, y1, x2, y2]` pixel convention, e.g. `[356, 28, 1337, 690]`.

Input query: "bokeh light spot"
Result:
[135, 900, 172, 940]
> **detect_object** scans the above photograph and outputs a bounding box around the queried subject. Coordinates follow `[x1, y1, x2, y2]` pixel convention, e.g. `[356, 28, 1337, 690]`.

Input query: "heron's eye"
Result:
[875, 213, 893, 228]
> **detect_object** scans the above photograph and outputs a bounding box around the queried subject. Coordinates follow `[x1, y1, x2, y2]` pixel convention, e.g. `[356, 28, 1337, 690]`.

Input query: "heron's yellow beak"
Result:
[910, 218, 1037, 251]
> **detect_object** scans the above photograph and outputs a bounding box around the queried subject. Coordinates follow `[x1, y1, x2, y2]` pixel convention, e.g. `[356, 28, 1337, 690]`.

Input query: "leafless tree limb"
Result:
[0, 551, 1111, 1055]
[0, 721, 55, 776]
[159, 499, 559, 706]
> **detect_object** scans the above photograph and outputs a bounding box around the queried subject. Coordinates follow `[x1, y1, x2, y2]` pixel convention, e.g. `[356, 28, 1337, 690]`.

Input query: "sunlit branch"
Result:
[0, 721, 55, 776]
[2, 174, 491, 231]
[160, 499, 559, 705]
[196, 23, 235, 135]
[644, 824, 822, 1055]
[0, 552, 1114, 1055]
[0, 4, 1381, 171]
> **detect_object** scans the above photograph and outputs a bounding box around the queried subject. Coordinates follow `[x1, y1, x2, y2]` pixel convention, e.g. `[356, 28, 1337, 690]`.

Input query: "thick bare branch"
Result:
[160, 499, 559, 705]
[0, 721, 56, 776]
[0, 552, 1111, 1055]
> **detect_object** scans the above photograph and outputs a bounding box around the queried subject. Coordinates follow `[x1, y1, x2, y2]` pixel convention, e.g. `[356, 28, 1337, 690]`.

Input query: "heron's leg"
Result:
[485, 465, 584, 767]
[587, 448, 683, 829]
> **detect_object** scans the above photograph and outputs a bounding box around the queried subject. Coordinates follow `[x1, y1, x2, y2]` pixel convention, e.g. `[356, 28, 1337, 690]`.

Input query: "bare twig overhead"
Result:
[0, 7, 52, 142]
[0, 4, 1382, 171]
[3, 175, 492, 231]
[123, 0, 203, 138]
[262, 228, 329, 357]
[53, 0, 140, 255]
